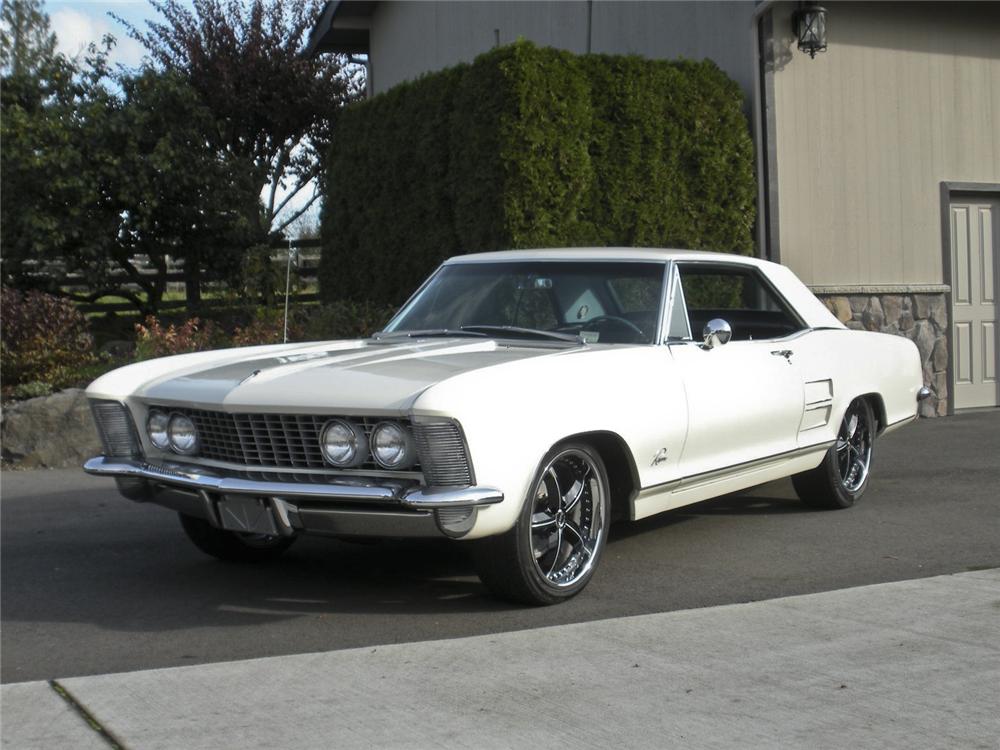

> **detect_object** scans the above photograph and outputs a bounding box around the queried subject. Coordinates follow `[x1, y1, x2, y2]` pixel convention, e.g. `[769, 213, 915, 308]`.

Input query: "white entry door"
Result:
[950, 198, 1000, 409]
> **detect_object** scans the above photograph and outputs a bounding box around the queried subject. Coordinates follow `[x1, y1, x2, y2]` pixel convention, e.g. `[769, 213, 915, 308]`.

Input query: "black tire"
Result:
[792, 397, 876, 510]
[179, 513, 297, 562]
[471, 442, 610, 606]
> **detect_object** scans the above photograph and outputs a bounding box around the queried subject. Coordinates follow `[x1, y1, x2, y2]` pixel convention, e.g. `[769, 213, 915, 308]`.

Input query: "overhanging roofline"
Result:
[305, 0, 375, 58]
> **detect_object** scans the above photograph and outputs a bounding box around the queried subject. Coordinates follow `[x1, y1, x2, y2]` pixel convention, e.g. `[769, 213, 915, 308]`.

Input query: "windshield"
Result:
[383, 261, 666, 345]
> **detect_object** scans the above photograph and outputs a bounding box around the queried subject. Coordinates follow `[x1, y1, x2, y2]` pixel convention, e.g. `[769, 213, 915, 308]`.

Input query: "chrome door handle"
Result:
[770, 349, 793, 362]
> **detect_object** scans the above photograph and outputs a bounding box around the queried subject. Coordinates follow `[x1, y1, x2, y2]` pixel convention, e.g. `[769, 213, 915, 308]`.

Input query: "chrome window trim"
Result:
[673, 260, 810, 335]
[660, 261, 693, 343]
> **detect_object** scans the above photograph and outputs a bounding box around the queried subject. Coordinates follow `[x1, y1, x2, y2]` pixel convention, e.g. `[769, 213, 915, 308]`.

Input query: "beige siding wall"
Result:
[771, 2, 1000, 287]
[369, 1, 755, 97]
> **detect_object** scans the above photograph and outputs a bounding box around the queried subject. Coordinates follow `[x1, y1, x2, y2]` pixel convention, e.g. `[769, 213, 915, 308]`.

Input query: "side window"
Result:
[677, 264, 804, 342]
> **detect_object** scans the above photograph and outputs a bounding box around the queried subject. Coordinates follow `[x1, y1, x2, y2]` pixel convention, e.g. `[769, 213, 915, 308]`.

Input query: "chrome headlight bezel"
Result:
[146, 409, 171, 451]
[320, 418, 369, 467]
[371, 421, 417, 470]
[167, 412, 199, 455]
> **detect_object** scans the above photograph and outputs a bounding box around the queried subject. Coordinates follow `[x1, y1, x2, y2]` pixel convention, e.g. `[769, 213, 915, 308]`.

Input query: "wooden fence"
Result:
[56, 239, 323, 314]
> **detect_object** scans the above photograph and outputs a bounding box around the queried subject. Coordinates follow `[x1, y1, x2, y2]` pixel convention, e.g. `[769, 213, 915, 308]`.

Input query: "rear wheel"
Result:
[792, 398, 876, 509]
[179, 513, 297, 562]
[472, 442, 610, 605]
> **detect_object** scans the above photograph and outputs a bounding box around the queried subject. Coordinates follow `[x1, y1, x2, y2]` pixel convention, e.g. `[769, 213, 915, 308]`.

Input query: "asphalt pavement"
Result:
[2, 411, 999, 684]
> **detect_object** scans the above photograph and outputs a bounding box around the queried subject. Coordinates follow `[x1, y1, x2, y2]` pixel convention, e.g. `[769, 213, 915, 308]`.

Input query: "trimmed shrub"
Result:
[0, 287, 98, 390]
[320, 41, 756, 306]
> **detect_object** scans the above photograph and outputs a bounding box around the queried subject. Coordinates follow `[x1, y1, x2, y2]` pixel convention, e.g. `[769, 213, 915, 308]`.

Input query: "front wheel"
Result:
[792, 397, 876, 509]
[471, 442, 610, 605]
[179, 513, 297, 562]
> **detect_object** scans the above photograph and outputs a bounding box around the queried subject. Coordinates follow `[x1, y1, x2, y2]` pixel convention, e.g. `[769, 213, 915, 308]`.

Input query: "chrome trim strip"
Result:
[160, 454, 423, 480]
[83, 457, 503, 507]
[641, 441, 836, 494]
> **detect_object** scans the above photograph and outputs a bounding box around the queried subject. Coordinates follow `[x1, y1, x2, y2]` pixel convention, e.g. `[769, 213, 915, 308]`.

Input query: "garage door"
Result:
[950, 198, 999, 409]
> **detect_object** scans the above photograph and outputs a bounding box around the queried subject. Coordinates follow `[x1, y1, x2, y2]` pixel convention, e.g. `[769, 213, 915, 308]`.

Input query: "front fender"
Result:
[412, 345, 688, 538]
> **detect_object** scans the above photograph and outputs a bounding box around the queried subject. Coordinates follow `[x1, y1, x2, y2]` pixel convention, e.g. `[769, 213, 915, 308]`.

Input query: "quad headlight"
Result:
[371, 421, 417, 469]
[320, 419, 368, 467]
[167, 413, 198, 455]
[146, 410, 171, 450]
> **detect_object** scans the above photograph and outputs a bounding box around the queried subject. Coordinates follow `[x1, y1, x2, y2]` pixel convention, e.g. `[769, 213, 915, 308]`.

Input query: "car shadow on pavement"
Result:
[608, 479, 810, 543]
[2, 479, 811, 656]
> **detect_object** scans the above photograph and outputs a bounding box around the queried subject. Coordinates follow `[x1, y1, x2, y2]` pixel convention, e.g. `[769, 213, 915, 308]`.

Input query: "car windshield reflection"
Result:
[383, 261, 666, 345]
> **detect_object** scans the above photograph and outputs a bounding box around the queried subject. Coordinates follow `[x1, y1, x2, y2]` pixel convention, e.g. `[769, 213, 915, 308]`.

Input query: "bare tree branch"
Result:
[273, 191, 319, 234]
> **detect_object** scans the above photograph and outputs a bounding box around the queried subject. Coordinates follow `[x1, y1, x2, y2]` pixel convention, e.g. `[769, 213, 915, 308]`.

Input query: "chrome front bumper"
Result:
[83, 457, 503, 539]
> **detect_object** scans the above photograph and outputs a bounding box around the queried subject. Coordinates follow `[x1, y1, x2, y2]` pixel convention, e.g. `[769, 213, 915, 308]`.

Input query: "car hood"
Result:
[132, 338, 576, 413]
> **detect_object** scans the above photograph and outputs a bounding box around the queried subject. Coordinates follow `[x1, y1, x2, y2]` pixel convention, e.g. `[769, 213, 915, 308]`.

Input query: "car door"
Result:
[667, 262, 806, 479]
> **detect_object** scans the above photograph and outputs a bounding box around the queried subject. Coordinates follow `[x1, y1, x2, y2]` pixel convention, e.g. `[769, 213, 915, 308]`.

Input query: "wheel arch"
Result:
[550, 430, 640, 523]
[856, 392, 887, 435]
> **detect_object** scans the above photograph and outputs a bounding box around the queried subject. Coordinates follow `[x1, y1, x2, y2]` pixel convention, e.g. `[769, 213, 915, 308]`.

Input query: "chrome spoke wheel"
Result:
[836, 403, 872, 492]
[529, 449, 607, 588]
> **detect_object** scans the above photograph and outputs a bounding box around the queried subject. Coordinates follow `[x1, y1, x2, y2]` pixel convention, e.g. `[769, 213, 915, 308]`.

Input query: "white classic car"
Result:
[85, 249, 930, 604]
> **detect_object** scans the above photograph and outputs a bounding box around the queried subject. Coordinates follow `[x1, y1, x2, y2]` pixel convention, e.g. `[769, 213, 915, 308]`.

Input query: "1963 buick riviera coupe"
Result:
[85, 249, 930, 604]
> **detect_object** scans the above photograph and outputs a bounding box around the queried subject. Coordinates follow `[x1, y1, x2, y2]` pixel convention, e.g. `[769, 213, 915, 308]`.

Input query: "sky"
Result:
[48, 1, 160, 69]
[45, 1, 320, 236]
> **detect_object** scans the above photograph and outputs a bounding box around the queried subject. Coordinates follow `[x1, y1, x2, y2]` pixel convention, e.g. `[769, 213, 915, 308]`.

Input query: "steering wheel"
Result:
[560, 315, 645, 344]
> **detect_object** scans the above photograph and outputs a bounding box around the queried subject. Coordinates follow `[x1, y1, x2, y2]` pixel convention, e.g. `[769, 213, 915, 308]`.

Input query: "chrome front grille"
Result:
[412, 422, 474, 486]
[150, 409, 474, 485]
[170, 409, 396, 471]
[90, 400, 140, 457]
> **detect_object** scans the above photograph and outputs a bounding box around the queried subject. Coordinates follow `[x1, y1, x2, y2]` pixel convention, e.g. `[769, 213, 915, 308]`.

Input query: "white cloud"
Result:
[50, 6, 146, 69]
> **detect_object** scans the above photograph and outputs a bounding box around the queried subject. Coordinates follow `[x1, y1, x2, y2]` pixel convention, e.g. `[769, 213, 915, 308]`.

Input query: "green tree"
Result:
[0, 1, 112, 302]
[1, 5, 253, 313]
[98, 69, 258, 313]
[0, 0, 55, 79]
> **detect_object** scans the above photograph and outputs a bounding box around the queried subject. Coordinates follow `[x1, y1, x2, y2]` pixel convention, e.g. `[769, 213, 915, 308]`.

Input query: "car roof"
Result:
[447, 247, 772, 267]
[444, 247, 845, 331]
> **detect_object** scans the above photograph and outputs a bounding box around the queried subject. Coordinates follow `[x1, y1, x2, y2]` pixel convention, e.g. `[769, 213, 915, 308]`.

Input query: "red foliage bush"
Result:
[134, 316, 220, 359]
[0, 286, 98, 390]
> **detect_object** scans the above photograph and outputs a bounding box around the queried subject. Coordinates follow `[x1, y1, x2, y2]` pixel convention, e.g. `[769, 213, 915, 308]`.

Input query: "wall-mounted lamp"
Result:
[792, 3, 827, 59]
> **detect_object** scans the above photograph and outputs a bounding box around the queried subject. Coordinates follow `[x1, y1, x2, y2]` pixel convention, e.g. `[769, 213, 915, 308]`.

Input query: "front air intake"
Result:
[90, 400, 141, 458]
[412, 422, 474, 487]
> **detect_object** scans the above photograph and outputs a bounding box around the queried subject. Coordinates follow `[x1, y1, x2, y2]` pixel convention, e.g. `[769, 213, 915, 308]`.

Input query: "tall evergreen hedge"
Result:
[320, 41, 756, 305]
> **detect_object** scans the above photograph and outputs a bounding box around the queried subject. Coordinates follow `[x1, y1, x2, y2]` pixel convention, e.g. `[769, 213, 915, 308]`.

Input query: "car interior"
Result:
[676, 264, 805, 342]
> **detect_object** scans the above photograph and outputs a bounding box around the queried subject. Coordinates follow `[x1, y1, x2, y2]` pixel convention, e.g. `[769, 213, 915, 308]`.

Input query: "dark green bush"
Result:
[302, 301, 398, 341]
[321, 40, 757, 306]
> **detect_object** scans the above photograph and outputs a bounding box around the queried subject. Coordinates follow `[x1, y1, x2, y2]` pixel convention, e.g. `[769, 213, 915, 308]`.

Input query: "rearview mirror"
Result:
[702, 318, 732, 349]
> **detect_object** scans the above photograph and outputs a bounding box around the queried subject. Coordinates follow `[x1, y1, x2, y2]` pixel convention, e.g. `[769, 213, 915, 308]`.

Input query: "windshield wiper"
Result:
[372, 328, 487, 340]
[460, 325, 583, 343]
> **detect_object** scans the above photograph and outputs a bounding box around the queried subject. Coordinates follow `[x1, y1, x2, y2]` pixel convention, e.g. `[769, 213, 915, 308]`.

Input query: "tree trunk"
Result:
[185, 262, 202, 313]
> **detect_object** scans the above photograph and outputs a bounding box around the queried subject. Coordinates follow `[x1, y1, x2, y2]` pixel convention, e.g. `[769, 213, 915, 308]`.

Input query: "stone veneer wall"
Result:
[817, 293, 948, 418]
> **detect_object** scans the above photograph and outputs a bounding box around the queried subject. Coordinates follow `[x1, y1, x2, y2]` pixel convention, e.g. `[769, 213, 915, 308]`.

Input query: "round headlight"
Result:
[371, 421, 416, 469]
[167, 413, 198, 455]
[147, 410, 171, 450]
[320, 419, 368, 467]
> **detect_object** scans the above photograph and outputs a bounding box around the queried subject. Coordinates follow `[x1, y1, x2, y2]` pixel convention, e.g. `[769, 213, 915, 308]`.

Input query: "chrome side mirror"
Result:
[702, 318, 732, 349]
